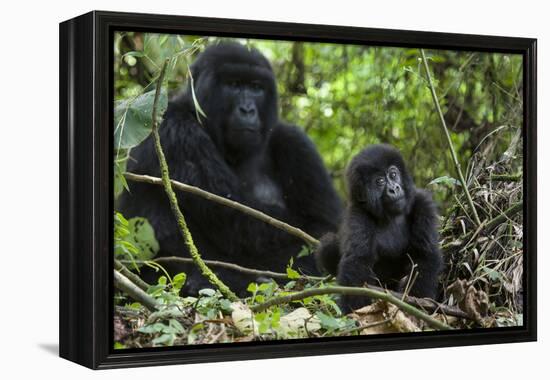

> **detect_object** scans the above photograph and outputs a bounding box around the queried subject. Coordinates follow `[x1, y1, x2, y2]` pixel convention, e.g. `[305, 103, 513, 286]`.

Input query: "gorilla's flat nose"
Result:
[239, 104, 256, 116]
[387, 184, 402, 197]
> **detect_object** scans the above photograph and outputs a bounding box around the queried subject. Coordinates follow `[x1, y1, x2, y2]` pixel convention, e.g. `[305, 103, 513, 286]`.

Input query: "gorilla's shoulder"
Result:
[163, 95, 195, 124]
[269, 123, 317, 153]
[413, 188, 436, 207]
[410, 188, 439, 220]
[159, 98, 209, 140]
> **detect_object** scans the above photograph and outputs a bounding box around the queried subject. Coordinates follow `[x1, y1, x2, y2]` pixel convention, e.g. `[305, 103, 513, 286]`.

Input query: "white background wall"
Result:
[0, 0, 545, 378]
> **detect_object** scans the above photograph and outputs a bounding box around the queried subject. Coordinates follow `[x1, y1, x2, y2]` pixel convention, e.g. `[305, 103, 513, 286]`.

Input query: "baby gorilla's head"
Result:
[346, 144, 415, 220]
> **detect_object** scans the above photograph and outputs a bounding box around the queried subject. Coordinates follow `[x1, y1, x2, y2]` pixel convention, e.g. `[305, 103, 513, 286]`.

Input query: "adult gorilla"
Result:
[119, 43, 342, 294]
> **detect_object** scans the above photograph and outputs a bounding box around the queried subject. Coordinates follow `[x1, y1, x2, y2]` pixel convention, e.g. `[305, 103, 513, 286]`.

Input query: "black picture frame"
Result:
[59, 10, 537, 369]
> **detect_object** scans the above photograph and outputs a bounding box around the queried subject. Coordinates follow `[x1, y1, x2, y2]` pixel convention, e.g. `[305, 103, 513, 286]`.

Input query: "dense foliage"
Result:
[115, 33, 522, 204]
[112, 32, 524, 348]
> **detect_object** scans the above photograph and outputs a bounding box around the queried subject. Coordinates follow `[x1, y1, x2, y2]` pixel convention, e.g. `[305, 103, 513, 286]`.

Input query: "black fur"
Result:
[119, 43, 342, 295]
[315, 144, 442, 313]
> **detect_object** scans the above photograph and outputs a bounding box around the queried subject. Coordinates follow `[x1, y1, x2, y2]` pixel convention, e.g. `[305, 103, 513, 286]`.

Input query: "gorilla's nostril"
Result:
[239, 105, 256, 115]
[387, 186, 402, 197]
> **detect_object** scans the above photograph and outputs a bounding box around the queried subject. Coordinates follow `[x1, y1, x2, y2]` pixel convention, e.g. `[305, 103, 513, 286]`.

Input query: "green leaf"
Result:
[172, 273, 187, 293]
[123, 217, 160, 261]
[284, 281, 296, 290]
[114, 212, 129, 227]
[428, 175, 461, 187]
[316, 311, 342, 330]
[114, 89, 168, 150]
[286, 266, 300, 280]
[198, 288, 216, 297]
[247, 283, 258, 293]
[219, 299, 234, 314]
[169, 319, 185, 334]
[297, 245, 313, 258]
[187, 66, 207, 122]
[128, 302, 142, 310]
[137, 323, 165, 334]
[483, 267, 504, 282]
[118, 240, 139, 252]
[147, 284, 165, 297]
[114, 158, 129, 198]
[258, 282, 275, 295]
[152, 333, 174, 346]
[159, 35, 169, 47]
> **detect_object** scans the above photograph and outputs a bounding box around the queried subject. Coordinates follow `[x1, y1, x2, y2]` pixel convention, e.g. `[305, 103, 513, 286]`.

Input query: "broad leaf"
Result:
[114, 89, 168, 150]
[428, 175, 460, 187]
[124, 217, 160, 261]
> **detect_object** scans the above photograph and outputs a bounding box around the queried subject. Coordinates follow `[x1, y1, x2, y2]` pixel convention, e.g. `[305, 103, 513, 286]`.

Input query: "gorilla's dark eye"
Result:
[249, 81, 264, 94]
[389, 171, 397, 180]
[227, 79, 240, 89]
[375, 177, 385, 186]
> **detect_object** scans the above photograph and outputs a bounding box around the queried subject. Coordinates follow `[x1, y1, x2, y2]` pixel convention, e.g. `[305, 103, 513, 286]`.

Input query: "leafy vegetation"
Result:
[112, 32, 524, 348]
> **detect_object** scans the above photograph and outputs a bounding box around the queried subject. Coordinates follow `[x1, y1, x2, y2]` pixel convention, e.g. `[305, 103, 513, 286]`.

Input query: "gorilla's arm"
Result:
[269, 124, 342, 237]
[336, 208, 378, 312]
[315, 232, 341, 275]
[407, 189, 443, 299]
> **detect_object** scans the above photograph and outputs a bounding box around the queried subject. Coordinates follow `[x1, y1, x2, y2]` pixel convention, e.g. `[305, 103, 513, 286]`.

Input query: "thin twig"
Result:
[151, 256, 322, 281]
[149, 59, 238, 301]
[251, 286, 453, 330]
[114, 270, 159, 311]
[420, 49, 481, 226]
[372, 288, 468, 319]
[485, 202, 523, 231]
[347, 318, 393, 334]
[124, 172, 320, 247]
[489, 173, 522, 182]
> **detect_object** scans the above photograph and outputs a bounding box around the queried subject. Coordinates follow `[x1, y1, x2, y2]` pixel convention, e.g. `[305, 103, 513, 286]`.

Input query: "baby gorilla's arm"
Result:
[337, 208, 379, 313]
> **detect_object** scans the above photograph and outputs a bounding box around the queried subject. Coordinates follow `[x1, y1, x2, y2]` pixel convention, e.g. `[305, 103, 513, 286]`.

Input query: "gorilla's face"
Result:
[347, 145, 413, 220]
[221, 76, 268, 153]
[373, 165, 407, 215]
[188, 43, 279, 163]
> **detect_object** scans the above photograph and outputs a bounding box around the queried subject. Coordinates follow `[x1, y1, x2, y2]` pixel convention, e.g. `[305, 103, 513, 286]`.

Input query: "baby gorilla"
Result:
[316, 144, 442, 313]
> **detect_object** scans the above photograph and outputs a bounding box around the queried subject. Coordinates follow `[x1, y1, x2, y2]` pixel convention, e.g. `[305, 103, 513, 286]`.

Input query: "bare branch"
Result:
[115, 259, 150, 291]
[124, 172, 320, 247]
[151, 256, 317, 281]
[251, 285, 454, 330]
[114, 270, 159, 311]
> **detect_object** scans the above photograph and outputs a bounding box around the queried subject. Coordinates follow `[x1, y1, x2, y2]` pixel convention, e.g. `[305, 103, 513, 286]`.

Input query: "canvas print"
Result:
[113, 32, 524, 349]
